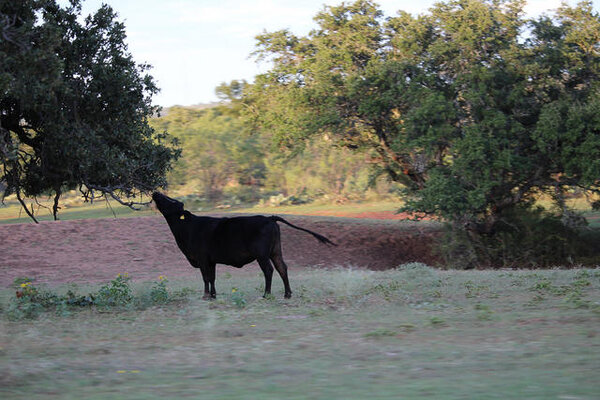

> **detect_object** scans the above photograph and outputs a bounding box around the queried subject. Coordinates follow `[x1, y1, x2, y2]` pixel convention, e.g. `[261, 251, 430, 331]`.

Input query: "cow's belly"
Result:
[215, 254, 256, 268]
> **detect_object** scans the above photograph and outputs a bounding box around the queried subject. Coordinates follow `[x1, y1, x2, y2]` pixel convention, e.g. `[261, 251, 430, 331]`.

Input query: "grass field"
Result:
[0, 199, 400, 224]
[1, 265, 599, 399]
[0, 200, 152, 224]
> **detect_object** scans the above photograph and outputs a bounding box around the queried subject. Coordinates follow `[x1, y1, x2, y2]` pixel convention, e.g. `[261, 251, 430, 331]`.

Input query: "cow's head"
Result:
[152, 192, 184, 218]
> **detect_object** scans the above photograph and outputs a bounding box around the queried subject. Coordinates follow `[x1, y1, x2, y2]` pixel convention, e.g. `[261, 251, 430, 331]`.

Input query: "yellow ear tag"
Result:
[180, 214, 185, 220]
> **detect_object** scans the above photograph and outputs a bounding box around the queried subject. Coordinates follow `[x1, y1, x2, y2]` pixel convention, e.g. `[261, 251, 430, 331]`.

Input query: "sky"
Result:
[65, 0, 589, 108]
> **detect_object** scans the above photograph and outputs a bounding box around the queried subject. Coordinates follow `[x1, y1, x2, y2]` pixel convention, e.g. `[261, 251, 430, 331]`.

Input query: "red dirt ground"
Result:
[299, 210, 431, 220]
[0, 214, 441, 287]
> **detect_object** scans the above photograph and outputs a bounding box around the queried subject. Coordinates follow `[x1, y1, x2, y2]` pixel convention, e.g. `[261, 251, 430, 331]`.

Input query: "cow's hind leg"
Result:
[200, 262, 217, 300]
[257, 257, 274, 298]
[270, 244, 292, 299]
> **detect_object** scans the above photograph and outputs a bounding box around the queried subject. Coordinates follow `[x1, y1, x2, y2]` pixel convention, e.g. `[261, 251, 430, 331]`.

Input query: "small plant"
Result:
[172, 286, 195, 300]
[464, 280, 489, 298]
[95, 273, 133, 308]
[397, 323, 417, 332]
[475, 303, 494, 321]
[63, 290, 95, 307]
[563, 291, 589, 309]
[365, 328, 397, 338]
[365, 281, 403, 300]
[230, 287, 247, 308]
[12, 276, 35, 288]
[150, 275, 169, 304]
[8, 281, 59, 320]
[429, 316, 446, 326]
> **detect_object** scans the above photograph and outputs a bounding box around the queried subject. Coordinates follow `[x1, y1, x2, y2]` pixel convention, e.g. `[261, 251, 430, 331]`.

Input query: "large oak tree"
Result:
[1, 0, 179, 221]
[247, 0, 600, 232]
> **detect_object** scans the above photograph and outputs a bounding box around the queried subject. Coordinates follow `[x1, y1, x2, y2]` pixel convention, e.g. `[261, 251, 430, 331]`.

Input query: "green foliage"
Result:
[528, 274, 595, 309]
[246, 0, 600, 265]
[7, 281, 58, 320]
[364, 328, 397, 338]
[0, 0, 179, 221]
[439, 207, 600, 268]
[149, 276, 169, 304]
[151, 103, 396, 206]
[95, 273, 133, 308]
[150, 106, 266, 202]
[4, 274, 191, 320]
[230, 287, 247, 308]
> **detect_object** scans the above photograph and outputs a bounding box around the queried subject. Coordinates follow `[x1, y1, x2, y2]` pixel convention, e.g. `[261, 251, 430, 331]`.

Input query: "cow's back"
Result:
[209, 216, 278, 266]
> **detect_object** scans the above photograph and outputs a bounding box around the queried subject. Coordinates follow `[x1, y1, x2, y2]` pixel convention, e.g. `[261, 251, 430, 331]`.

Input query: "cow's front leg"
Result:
[208, 262, 216, 299]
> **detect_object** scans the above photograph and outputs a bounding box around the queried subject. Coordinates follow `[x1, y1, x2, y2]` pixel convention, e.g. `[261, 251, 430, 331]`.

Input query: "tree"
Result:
[150, 105, 266, 202]
[247, 0, 600, 233]
[0, 0, 179, 221]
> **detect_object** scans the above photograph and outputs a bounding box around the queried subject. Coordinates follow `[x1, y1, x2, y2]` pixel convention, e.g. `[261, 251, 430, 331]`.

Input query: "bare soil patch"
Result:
[0, 214, 441, 287]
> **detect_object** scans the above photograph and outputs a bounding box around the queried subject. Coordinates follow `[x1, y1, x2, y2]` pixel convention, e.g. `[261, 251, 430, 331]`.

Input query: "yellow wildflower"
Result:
[20, 282, 31, 288]
[117, 370, 127, 374]
[231, 288, 238, 293]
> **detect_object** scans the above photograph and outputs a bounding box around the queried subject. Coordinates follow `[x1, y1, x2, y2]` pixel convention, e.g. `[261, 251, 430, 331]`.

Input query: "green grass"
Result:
[0, 201, 153, 224]
[1, 265, 599, 399]
[0, 198, 401, 224]
[234, 200, 400, 216]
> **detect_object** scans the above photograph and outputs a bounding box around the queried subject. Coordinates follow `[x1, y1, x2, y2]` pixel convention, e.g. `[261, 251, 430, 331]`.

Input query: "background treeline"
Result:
[152, 0, 600, 268]
[150, 104, 399, 207]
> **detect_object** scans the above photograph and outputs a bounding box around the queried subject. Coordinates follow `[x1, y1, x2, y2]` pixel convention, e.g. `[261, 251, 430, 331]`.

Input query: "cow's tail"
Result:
[270, 216, 337, 246]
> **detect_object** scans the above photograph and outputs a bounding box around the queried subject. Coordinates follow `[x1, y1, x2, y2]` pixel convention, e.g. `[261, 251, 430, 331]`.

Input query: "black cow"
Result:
[152, 192, 335, 299]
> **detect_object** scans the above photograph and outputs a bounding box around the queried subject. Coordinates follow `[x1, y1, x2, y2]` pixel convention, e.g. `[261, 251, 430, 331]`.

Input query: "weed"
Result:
[365, 281, 403, 300]
[464, 280, 489, 298]
[172, 286, 195, 299]
[365, 328, 397, 338]
[397, 323, 417, 332]
[94, 274, 133, 308]
[11, 276, 35, 288]
[571, 278, 591, 289]
[429, 316, 446, 326]
[563, 291, 590, 309]
[308, 308, 326, 317]
[262, 293, 276, 301]
[475, 303, 494, 321]
[230, 287, 247, 308]
[150, 275, 169, 304]
[7, 281, 59, 320]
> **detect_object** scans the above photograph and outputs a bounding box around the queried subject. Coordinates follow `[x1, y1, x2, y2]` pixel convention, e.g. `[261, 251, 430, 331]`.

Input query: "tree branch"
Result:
[16, 191, 38, 224]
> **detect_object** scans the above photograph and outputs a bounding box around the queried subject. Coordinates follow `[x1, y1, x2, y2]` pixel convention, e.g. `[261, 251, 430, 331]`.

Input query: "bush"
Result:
[94, 274, 133, 308]
[7, 281, 60, 320]
[150, 276, 170, 304]
[439, 207, 600, 269]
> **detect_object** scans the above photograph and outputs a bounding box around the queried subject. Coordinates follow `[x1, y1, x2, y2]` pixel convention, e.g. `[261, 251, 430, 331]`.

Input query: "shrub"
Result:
[7, 281, 59, 320]
[94, 273, 133, 308]
[150, 275, 169, 304]
[438, 207, 600, 269]
[230, 287, 247, 308]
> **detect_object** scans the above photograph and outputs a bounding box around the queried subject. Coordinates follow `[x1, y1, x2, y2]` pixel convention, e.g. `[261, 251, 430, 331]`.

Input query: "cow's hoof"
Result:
[202, 294, 214, 301]
[284, 293, 292, 299]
